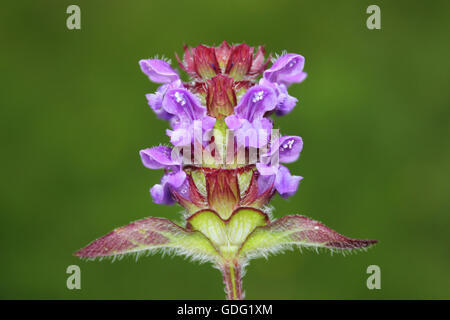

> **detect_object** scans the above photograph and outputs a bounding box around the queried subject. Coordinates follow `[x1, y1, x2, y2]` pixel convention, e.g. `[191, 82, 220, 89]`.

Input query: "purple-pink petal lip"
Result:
[278, 136, 303, 163]
[162, 88, 206, 126]
[150, 183, 174, 205]
[234, 85, 277, 122]
[274, 165, 303, 198]
[139, 146, 177, 169]
[150, 169, 187, 205]
[263, 53, 306, 86]
[145, 80, 183, 120]
[139, 59, 179, 83]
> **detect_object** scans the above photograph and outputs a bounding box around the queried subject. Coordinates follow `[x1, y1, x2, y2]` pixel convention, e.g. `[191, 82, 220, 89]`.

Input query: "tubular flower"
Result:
[75, 42, 377, 300]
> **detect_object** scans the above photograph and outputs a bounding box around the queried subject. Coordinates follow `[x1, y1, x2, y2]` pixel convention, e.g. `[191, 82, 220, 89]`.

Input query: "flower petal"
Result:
[166, 169, 187, 188]
[167, 117, 215, 147]
[202, 116, 216, 131]
[274, 86, 298, 116]
[146, 91, 172, 120]
[234, 85, 277, 122]
[150, 182, 175, 205]
[235, 118, 273, 148]
[259, 135, 303, 168]
[162, 88, 207, 129]
[166, 128, 192, 147]
[256, 173, 276, 196]
[278, 136, 303, 163]
[139, 59, 179, 83]
[145, 80, 183, 120]
[275, 165, 303, 198]
[140, 146, 177, 169]
[224, 114, 242, 130]
[256, 162, 277, 176]
[264, 53, 306, 86]
[150, 170, 187, 205]
[259, 78, 298, 116]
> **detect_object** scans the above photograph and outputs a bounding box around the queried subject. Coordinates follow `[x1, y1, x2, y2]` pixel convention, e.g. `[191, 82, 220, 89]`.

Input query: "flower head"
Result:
[75, 43, 377, 300]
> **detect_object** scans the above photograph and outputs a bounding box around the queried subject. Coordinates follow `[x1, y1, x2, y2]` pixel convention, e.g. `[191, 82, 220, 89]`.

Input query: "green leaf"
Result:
[239, 215, 377, 259]
[75, 216, 219, 263]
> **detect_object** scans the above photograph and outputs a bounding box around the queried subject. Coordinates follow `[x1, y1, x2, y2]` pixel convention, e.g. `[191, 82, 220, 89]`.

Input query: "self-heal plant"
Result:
[75, 42, 377, 300]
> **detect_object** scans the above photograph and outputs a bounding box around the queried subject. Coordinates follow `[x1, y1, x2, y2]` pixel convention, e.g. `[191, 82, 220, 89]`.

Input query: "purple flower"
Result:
[263, 53, 307, 86]
[140, 146, 186, 205]
[145, 80, 183, 120]
[274, 165, 303, 198]
[259, 78, 298, 116]
[225, 85, 276, 147]
[150, 170, 187, 205]
[139, 59, 183, 120]
[277, 135, 304, 163]
[232, 118, 273, 148]
[232, 85, 277, 122]
[256, 135, 303, 198]
[139, 59, 179, 83]
[140, 145, 179, 169]
[256, 173, 275, 196]
[162, 88, 216, 146]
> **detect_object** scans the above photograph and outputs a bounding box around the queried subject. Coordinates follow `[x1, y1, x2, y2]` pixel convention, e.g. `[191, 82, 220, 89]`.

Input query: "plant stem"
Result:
[221, 261, 243, 300]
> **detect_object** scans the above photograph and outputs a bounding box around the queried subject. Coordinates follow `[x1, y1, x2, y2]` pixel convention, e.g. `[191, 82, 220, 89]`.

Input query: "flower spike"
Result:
[76, 42, 377, 300]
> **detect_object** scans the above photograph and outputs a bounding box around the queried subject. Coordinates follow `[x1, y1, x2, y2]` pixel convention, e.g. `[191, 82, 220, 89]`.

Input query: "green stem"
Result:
[221, 261, 243, 300]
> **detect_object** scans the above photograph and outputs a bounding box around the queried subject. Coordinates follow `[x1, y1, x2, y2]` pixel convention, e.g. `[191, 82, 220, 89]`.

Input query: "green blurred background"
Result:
[1, 0, 449, 299]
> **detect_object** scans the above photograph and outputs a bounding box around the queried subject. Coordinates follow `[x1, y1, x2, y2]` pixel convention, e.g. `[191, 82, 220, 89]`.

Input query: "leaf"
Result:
[239, 215, 377, 259]
[75, 217, 219, 263]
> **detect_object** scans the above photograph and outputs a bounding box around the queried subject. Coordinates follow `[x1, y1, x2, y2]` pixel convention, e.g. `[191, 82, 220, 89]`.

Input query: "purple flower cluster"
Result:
[139, 43, 307, 206]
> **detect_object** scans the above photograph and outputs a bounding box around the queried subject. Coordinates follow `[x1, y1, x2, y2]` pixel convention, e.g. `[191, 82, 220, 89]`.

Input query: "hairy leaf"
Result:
[75, 217, 219, 262]
[240, 215, 377, 258]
